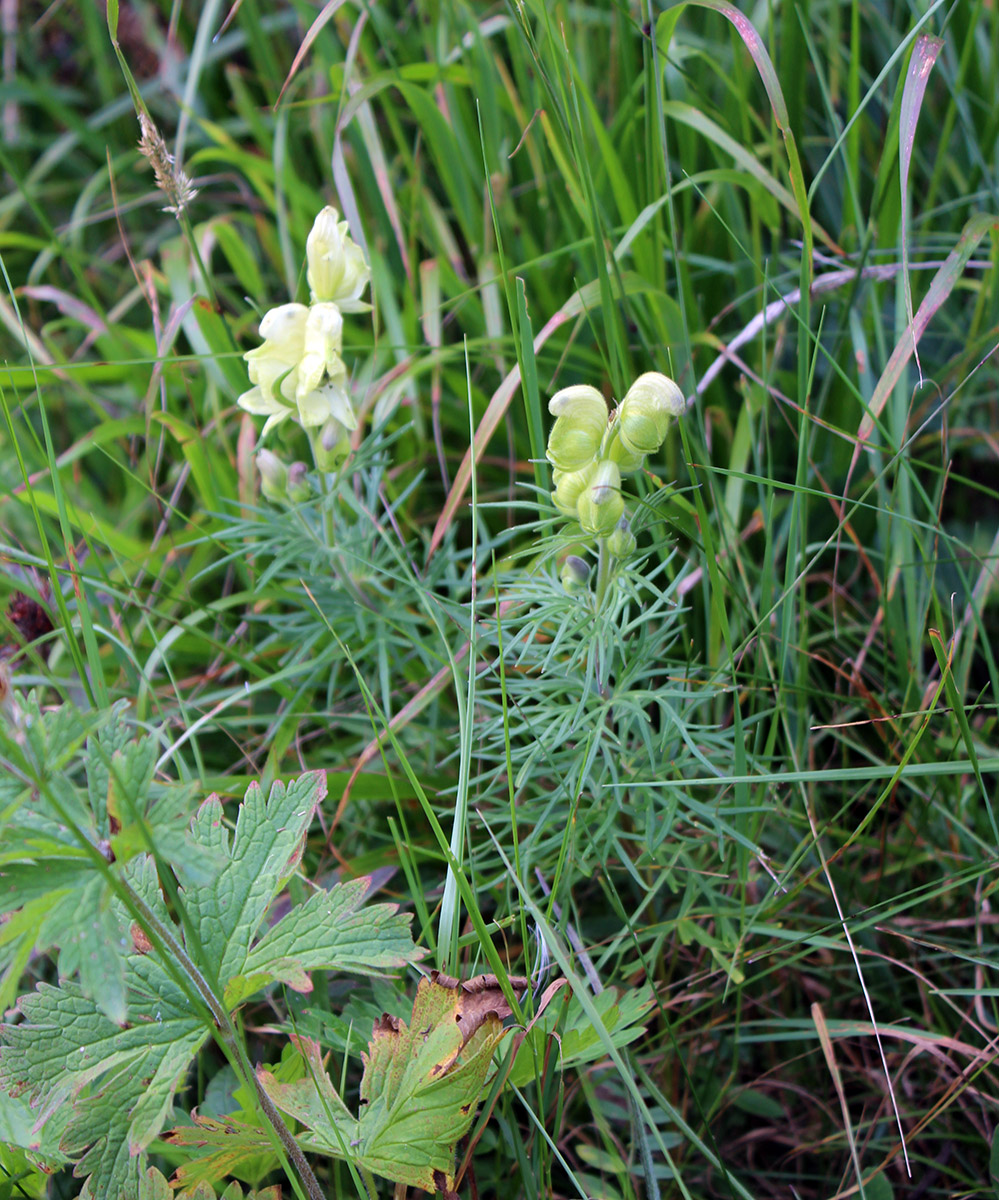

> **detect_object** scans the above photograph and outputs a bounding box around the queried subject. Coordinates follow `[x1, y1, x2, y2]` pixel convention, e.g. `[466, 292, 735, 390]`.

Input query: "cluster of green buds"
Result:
[238, 206, 371, 486]
[547, 372, 685, 545]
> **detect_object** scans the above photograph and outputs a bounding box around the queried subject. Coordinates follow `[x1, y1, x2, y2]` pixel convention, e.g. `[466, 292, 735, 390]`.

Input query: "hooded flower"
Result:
[551, 462, 597, 517]
[576, 459, 623, 537]
[306, 206, 371, 310]
[616, 371, 685, 457]
[546, 385, 608, 472]
[238, 302, 356, 434]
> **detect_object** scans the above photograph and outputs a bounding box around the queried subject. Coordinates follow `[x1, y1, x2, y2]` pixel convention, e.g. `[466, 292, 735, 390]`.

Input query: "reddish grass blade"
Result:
[656, 0, 816, 280]
[840, 213, 998, 519]
[859, 212, 998, 451]
[274, 0, 347, 110]
[899, 35, 945, 383]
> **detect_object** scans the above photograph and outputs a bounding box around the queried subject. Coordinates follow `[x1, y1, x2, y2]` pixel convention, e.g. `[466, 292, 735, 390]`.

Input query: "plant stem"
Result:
[594, 536, 612, 607]
[123, 892, 327, 1200]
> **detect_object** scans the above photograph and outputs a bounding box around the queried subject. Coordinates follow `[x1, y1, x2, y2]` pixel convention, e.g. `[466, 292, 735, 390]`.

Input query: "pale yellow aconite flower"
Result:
[306, 206, 371, 310]
[616, 371, 685, 457]
[576, 459, 624, 537]
[604, 429, 645, 475]
[552, 462, 597, 516]
[239, 302, 356, 435]
[546, 384, 608, 472]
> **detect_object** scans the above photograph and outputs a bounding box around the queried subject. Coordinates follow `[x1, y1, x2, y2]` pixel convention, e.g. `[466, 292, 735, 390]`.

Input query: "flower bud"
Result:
[560, 555, 591, 594]
[306, 206, 371, 310]
[606, 516, 637, 560]
[616, 371, 685, 456]
[576, 460, 624, 537]
[287, 461, 311, 503]
[313, 416, 351, 471]
[257, 448, 289, 503]
[546, 385, 608, 472]
[551, 463, 596, 516]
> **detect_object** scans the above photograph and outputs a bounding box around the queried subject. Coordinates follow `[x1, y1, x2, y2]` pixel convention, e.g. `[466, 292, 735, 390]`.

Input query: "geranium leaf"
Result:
[181, 773, 324, 983]
[0, 770, 424, 1200]
[0, 704, 203, 1020]
[228, 876, 423, 1006]
[166, 1116, 278, 1190]
[260, 977, 509, 1191]
[356, 976, 506, 1191]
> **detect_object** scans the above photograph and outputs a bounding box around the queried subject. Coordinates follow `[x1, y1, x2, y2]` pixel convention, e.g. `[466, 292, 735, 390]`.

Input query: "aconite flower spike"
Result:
[238, 204, 372, 456]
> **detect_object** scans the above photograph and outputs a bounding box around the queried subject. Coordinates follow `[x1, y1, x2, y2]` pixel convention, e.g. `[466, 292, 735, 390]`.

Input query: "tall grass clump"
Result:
[1, 2, 998, 1198]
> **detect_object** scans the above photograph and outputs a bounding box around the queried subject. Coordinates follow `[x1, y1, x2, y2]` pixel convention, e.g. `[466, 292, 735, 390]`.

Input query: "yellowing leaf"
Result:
[356, 976, 506, 1192]
[260, 977, 509, 1193]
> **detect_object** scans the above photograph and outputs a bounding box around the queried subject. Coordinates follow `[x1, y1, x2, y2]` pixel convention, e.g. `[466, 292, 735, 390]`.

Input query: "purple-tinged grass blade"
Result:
[840, 212, 998, 518]
[656, 1, 820, 279]
[899, 35, 945, 384]
[859, 212, 998, 451]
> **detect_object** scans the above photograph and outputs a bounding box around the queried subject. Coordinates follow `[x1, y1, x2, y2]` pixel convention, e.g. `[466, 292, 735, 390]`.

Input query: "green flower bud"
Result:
[560, 555, 591, 594]
[287, 461, 311, 503]
[257, 448, 289, 503]
[616, 371, 685, 456]
[576, 459, 623, 537]
[313, 416, 351, 471]
[546, 384, 608, 472]
[551, 463, 596, 516]
[606, 516, 637, 560]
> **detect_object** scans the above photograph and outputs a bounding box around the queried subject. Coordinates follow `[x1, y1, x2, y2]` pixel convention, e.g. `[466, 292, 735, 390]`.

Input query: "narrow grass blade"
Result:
[899, 35, 944, 384]
[855, 213, 998, 454]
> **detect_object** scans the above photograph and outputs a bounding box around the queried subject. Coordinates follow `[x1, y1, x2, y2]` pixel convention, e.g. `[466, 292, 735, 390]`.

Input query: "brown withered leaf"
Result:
[2, 589, 54, 662]
[427, 969, 530, 1043]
